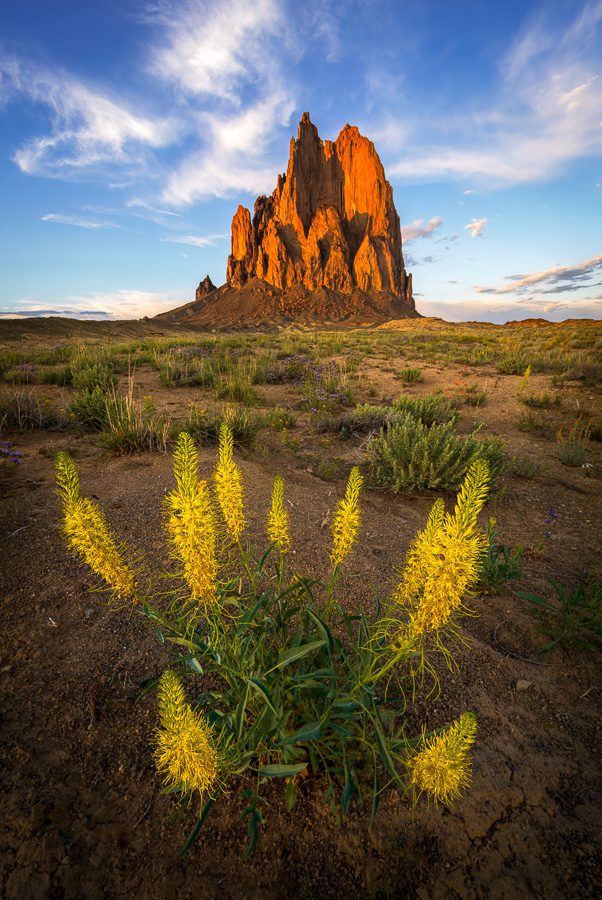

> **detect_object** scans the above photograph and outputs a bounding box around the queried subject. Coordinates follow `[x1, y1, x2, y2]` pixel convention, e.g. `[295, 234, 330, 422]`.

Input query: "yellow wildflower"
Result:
[153, 670, 220, 798]
[165, 433, 217, 605]
[393, 461, 489, 642]
[55, 452, 135, 598]
[408, 712, 477, 805]
[330, 466, 363, 567]
[214, 423, 245, 541]
[267, 475, 290, 553]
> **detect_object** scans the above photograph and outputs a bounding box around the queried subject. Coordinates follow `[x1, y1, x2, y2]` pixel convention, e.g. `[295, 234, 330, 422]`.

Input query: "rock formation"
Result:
[195, 275, 217, 302]
[226, 112, 413, 307]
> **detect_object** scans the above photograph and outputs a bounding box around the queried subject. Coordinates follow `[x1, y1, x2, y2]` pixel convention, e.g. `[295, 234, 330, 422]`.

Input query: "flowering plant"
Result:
[55, 424, 491, 854]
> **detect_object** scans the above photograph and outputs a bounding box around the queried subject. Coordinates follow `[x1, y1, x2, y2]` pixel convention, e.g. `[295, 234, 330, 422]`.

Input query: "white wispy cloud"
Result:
[162, 91, 295, 203]
[41, 212, 119, 229]
[388, 3, 602, 186]
[160, 233, 227, 247]
[150, 0, 285, 102]
[475, 252, 602, 295]
[126, 198, 182, 217]
[417, 296, 602, 324]
[1, 57, 176, 177]
[400, 216, 443, 242]
[3, 290, 190, 319]
[152, 0, 296, 204]
[465, 217, 487, 238]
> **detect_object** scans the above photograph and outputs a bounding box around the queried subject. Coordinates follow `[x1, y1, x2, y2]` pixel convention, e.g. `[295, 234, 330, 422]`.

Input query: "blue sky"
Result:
[0, 0, 601, 322]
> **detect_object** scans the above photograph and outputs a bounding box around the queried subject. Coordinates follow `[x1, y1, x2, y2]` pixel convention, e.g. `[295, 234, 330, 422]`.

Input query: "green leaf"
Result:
[258, 762, 308, 778]
[240, 590, 272, 624]
[515, 590, 551, 607]
[257, 544, 275, 571]
[371, 769, 381, 824]
[285, 777, 298, 811]
[306, 608, 335, 655]
[242, 802, 263, 858]
[278, 721, 322, 746]
[235, 681, 250, 740]
[331, 699, 360, 713]
[268, 639, 325, 673]
[186, 657, 204, 674]
[178, 797, 214, 858]
[291, 668, 334, 681]
[341, 769, 354, 815]
[248, 677, 278, 715]
[372, 715, 405, 790]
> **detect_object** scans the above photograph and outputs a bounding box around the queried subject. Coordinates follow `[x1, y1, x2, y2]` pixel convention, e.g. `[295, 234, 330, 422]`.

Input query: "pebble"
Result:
[515, 679, 533, 692]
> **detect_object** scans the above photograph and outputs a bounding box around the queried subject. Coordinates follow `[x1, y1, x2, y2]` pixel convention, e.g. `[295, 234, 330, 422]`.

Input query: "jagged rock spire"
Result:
[226, 113, 413, 305]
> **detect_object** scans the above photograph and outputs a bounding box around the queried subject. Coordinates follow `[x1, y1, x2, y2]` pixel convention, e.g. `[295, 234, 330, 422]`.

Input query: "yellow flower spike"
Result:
[267, 475, 290, 553]
[393, 461, 490, 641]
[330, 466, 363, 568]
[451, 458, 490, 539]
[153, 670, 220, 798]
[408, 712, 478, 805]
[55, 452, 136, 599]
[165, 433, 218, 605]
[214, 422, 245, 541]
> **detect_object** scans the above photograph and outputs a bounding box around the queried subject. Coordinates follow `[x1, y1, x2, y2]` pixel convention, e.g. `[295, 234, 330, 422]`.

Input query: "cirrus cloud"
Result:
[475, 252, 602, 295]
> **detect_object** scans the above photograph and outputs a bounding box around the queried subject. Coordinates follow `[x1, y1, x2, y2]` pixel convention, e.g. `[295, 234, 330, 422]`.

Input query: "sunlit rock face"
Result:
[226, 112, 413, 307]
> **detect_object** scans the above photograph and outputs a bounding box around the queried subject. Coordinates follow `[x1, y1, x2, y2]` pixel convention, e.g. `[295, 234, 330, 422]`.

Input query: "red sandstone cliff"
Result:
[226, 113, 413, 307]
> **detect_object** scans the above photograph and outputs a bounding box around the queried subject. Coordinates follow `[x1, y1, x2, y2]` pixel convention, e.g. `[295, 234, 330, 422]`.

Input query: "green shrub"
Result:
[298, 362, 354, 414]
[39, 365, 73, 386]
[216, 374, 260, 406]
[367, 415, 505, 492]
[158, 353, 216, 388]
[507, 455, 544, 480]
[325, 404, 393, 436]
[516, 576, 602, 652]
[556, 417, 591, 466]
[496, 354, 529, 375]
[516, 410, 553, 437]
[266, 406, 296, 430]
[100, 392, 171, 454]
[0, 388, 66, 431]
[185, 403, 261, 447]
[71, 361, 115, 393]
[456, 384, 487, 407]
[68, 386, 108, 432]
[397, 366, 422, 383]
[521, 392, 561, 409]
[478, 520, 524, 594]
[393, 393, 458, 425]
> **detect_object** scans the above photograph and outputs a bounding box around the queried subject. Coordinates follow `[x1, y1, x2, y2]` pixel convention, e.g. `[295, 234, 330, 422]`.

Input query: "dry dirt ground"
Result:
[1, 322, 601, 899]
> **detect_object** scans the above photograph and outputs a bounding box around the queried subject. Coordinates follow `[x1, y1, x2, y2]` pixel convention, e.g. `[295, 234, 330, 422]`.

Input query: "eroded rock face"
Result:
[226, 113, 413, 306]
[195, 275, 217, 302]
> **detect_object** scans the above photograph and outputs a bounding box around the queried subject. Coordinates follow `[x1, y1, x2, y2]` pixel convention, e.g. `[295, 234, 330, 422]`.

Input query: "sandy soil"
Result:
[1, 327, 601, 899]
